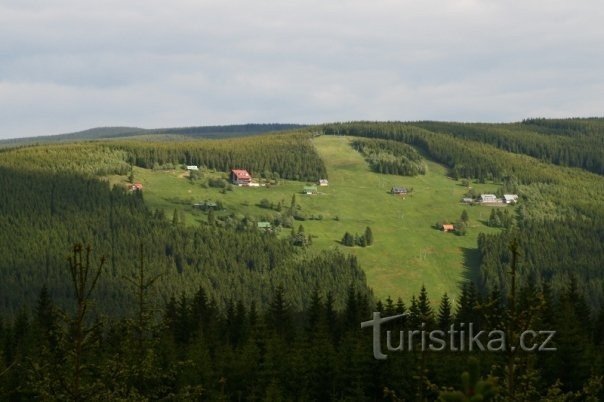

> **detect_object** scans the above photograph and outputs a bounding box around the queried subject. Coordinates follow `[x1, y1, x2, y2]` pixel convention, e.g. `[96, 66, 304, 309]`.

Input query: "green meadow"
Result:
[115, 136, 503, 301]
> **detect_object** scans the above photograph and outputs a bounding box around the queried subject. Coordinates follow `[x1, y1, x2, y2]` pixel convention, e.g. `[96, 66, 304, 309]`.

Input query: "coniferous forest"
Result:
[1, 120, 603, 400]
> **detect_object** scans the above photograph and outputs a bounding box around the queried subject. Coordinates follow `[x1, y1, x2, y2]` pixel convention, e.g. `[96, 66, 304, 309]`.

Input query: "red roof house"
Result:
[230, 169, 252, 185]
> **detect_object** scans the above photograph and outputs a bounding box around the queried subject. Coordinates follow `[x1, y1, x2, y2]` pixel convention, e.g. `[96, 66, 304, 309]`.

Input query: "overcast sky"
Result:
[1, 0, 603, 139]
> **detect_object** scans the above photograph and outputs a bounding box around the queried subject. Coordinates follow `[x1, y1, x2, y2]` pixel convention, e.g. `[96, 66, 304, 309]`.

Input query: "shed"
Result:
[391, 186, 408, 195]
[442, 224, 455, 232]
[303, 185, 318, 195]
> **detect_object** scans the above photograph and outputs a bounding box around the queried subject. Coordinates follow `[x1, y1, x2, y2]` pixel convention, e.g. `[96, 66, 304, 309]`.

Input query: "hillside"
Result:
[0, 123, 307, 148]
[122, 136, 501, 300]
[0, 119, 602, 312]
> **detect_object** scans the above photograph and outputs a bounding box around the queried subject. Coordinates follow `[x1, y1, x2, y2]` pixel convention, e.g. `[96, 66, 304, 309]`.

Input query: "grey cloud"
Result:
[1, 0, 603, 138]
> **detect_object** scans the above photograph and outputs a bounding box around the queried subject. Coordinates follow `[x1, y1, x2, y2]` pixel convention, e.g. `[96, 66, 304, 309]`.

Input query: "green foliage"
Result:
[0, 167, 368, 316]
[438, 358, 500, 401]
[351, 138, 426, 176]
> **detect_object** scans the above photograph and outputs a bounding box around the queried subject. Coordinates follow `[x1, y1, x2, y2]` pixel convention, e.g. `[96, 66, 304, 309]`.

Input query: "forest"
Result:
[1, 262, 602, 400]
[1, 119, 603, 400]
[350, 138, 426, 176]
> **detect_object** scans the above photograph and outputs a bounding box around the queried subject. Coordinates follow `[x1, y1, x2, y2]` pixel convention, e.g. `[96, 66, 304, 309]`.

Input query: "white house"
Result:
[319, 179, 329, 186]
[503, 194, 519, 204]
[186, 165, 199, 171]
[480, 194, 498, 203]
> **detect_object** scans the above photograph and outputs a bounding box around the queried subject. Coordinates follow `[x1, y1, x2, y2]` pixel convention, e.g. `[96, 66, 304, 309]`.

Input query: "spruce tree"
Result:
[364, 226, 374, 245]
[437, 293, 452, 331]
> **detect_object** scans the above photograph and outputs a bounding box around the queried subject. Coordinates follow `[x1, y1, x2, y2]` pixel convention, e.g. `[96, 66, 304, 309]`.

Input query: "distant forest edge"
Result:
[0, 131, 327, 181]
[0, 123, 307, 148]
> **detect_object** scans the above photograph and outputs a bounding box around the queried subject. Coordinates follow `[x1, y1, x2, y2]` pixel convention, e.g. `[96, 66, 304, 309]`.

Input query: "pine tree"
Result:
[437, 293, 452, 331]
[418, 285, 435, 327]
[461, 209, 469, 223]
[364, 226, 374, 245]
[267, 285, 292, 338]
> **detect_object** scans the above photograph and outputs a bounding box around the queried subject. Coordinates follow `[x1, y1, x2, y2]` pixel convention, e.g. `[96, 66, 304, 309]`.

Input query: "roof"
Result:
[186, 165, 199, 170]
[392, 186, 408, 192]
[503, 194, 518, 200]
[304, 185, 317, 191]
[231, 169, 251, 179]
[257, 222, 272, 228]
[480, 194, 497, 199]
[319, 179, 328, 183]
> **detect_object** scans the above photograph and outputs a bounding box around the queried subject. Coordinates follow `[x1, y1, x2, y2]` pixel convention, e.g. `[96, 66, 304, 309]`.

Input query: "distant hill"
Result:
[0, 123, 307, 148]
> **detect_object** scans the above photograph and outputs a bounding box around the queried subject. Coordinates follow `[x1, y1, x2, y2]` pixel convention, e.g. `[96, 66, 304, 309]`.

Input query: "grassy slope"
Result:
[111, 136, 502, 302]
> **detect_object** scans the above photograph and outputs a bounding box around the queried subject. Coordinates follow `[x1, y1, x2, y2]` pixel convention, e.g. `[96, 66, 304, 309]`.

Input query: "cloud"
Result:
[1, 0, 603, 138]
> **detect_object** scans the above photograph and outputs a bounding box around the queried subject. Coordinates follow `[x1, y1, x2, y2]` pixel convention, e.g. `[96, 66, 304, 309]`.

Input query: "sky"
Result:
[1, 0, 603, 139]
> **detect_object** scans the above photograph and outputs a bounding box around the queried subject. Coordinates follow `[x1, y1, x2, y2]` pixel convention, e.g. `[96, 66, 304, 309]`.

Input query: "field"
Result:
[111, 136, 503, 301]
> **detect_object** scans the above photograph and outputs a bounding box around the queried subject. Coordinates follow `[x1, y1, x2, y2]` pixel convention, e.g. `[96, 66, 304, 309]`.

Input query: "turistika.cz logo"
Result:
[361, 312, 556, 360]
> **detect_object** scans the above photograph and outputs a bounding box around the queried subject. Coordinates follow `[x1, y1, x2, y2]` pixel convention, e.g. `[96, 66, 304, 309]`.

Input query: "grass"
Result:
[108, 136, 503, 303]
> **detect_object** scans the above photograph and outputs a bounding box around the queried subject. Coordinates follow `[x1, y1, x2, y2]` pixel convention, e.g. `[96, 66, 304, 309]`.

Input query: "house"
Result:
[130, 182, 143, 191]
[391, 186, 408, 195]
[442, 224, 455, 232]
[231, 169, 252, 185]
[461, 197, 474, 204]
[503, 194, 519, 204]
[257, 222, 272, 231]
[303, 185, 318, 195]
[480, 194, 498, 203]
[319, 179, 329, 186]
[186, 165, 199, 171]
[193, 200, 219, 211]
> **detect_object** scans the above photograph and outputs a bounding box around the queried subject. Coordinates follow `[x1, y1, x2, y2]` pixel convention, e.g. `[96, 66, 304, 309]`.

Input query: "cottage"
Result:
[319, 179, 329, 186]
[391, 186, 408, 195]
[303, 185, 318, 195]
[480, 194, 498, 203]
[257, 222, 272, 231]
[231, 169, 252, 185]
[186, 165, 199, 171]
[442, 224, 455, 232]
[503, 194, 519, 204]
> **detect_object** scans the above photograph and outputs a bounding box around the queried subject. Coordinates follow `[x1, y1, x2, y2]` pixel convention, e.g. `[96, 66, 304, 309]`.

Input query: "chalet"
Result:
[130, 182, 143, 191]
[442, 224, 455, 232]
[319, 179, 329, 186]
[303, 185, 318, 195]
[480, 194, 498, 203]
[503, 194, 519, 204]
[231, 169, 252, 185]
[391, 186, 408, 195]
[186, 165, 199, 171]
